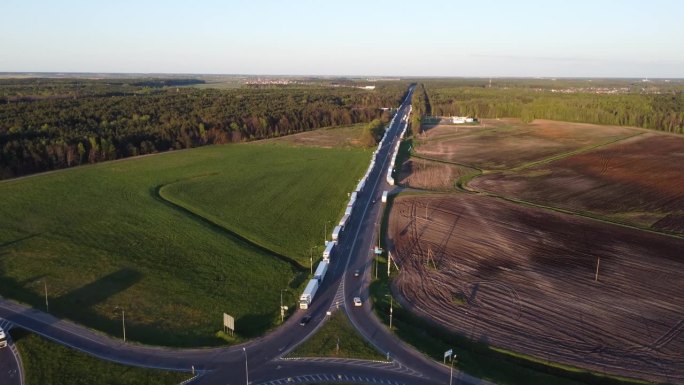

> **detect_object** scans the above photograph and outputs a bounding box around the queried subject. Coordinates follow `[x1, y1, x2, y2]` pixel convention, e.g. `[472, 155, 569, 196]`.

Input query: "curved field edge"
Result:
[0, 143, 355, 347]
[159, 144, 373, 266]
[11, 328, 190, 385]
[157, 182, 302, 269]
[372, 192, 655, 385]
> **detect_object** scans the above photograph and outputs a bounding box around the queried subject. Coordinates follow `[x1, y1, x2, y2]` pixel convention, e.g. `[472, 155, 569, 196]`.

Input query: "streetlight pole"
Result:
[310, 247, 314, 275]
[122, 309, 126, 343]
[324, 220, 330, 244]
[114, 306, 126, 342]
[280, 289, 287, 323]
[385, 294, 393, 330]
[242, 347, 249, 385]
[390, 296, 393, 330]
[449, 354, 456, 385]
[43, 281, 49, 313]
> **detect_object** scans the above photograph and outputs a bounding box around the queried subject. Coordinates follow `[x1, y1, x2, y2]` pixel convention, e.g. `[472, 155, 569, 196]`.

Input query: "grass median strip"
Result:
[288, 311, 384, 361]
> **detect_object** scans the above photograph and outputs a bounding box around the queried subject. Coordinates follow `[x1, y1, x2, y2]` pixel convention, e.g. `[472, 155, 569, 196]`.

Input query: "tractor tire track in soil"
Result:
[388, 193, 684, 384]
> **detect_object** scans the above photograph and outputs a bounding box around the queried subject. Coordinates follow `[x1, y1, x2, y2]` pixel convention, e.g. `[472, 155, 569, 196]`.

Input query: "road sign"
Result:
[223, 313, 235, 335]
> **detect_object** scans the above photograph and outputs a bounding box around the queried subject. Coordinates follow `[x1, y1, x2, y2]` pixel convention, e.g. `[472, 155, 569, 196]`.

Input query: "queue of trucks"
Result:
[386, 106, 411, 186]
[299, 107, 409, 310]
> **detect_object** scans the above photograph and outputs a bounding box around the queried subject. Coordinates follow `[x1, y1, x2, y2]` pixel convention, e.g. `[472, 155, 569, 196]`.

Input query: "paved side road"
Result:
[0, 320, 24, 385]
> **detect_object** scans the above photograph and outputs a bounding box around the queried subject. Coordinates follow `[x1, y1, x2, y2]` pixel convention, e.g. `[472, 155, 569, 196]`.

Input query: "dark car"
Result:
[299, 315, 312, 326]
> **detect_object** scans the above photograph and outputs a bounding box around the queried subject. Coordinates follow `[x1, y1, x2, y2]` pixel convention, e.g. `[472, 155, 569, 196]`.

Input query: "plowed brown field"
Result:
[415, 119, 637, 169]
[470, 133, 684, 234]
[389, 194, 684, 383]
[398, 158, 477, 191]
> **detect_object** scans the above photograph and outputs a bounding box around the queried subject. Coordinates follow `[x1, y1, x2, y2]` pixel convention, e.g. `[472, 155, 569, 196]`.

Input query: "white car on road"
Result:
[353, 297, 362, 307]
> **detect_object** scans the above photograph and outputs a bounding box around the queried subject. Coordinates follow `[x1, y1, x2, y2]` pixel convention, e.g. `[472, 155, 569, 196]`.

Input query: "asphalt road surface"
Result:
[0, 86, 493, 385]
[0, 321, 23, 385]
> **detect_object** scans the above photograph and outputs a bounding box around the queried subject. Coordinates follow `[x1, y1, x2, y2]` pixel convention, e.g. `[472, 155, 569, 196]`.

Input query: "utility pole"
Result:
[44, 281, 49, 313]
[375, 251, 378, 279]
[280, 289, 287, 323]
[121, 309, 126, 342]
[595, 256, 601, 282]
[387, 295, 393, 330]
[114, 306, 126, 342]
[324, 220, 330, 244]
[310, 247, 314, 275]
[242, 347, 249, 385]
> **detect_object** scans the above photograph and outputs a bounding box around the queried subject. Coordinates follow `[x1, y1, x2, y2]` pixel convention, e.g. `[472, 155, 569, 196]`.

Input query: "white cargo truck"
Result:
[299, 279, 319, 310]
[314, 260, 329, 283]
[382, 191, 388, 203]
[345, 205, 353, 216]
[323, 241, 335, 261]
[339, 214, 350, 230]
[331, 225, 342, 243]
[0, 326, 7, 348]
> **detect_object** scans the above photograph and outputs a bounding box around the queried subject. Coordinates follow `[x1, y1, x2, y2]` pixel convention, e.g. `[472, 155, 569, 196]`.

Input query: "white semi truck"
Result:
[331, 225, 342, 243]
[299, 279, 319, 310]
[339, 213, 350, 230]
[314, 260, 329, 283]
[0, 326, 7, 348]
[323, 242, 335, 261]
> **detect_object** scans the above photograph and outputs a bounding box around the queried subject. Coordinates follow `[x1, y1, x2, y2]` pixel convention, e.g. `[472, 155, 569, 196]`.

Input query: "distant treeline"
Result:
[411, 80, 684, 134]
[0, 79, 408, 179]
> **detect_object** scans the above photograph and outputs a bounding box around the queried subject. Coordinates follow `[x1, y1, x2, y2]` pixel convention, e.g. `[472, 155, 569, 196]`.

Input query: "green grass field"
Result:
[288, 311, 384, 361]
[11, 329, 190, 385]
[161, 142, 369, 263]
[0, 141, 369, 347]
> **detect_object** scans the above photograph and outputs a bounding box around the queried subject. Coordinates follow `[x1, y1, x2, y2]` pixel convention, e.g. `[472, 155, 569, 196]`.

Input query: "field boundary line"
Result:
[155, 182, 305, 269]
[510, 132, 644, 171]
[476, 190, 684, 240]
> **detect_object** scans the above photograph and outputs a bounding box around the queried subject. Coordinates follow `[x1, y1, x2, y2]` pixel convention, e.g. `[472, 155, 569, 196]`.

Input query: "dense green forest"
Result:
[0, 78, 408, 179]
[412, 79, 683, 134]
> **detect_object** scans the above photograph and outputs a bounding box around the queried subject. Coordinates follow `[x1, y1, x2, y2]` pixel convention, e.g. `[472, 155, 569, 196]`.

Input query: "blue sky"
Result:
[1, 0, 682, 77]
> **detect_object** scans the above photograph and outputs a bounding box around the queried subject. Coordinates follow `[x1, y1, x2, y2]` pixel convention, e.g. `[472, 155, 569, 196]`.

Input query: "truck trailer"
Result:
[339, 213, 350, 229]
[332, 225, 342, 243]
[0, 327, 7, 348]
[314, 260, 329, 283]
[323, 242, 335, 261]
[299, 279, 320, 309]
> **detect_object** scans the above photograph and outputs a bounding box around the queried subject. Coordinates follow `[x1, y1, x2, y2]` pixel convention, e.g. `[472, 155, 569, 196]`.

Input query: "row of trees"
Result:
[422, 82, 684, 134]
[358, 116, 391, 147]
[0, 80, 409, 179]
[409, 84, 430, 136]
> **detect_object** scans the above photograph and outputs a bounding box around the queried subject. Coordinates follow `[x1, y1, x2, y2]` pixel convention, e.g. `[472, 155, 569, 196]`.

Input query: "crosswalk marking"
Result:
[257, 373, 408, 385]
[330, 277, 346, 311]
